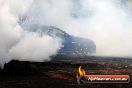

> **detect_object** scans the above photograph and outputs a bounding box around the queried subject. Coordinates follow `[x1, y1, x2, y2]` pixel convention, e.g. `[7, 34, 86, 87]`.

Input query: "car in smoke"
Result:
[20, 24, 96, 56]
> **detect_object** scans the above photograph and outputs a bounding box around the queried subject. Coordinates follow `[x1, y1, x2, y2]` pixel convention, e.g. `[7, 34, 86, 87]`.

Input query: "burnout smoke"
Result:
[0, 0, 132, 67]
[9, 32, 61, 62]
[0, 0, 62, 67]
[21, 0, 132, 57]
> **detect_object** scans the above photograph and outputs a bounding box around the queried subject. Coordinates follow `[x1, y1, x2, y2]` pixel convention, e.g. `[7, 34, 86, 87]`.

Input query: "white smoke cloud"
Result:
[9, 32, 61, 62]
[0, 0, 23, 67]
[78, 0, 132, 56]
[0, 0, 132, 67]
[23, 0, 132, 57]
[0, 0, 62, 67]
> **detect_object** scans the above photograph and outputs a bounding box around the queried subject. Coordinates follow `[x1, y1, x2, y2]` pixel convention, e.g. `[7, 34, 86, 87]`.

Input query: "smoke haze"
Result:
[0, 0, 62, 67]
[0, 0, 132, 67]
[9, 32, 61, 62]
[20, 0, 132, 56]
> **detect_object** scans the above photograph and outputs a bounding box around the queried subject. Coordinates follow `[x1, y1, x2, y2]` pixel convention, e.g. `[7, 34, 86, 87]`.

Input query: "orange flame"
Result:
[78, 66, 86, 76]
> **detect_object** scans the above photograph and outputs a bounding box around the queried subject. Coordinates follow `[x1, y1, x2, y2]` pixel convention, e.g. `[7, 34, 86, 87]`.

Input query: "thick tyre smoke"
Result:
[0, 0, 132, 68]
